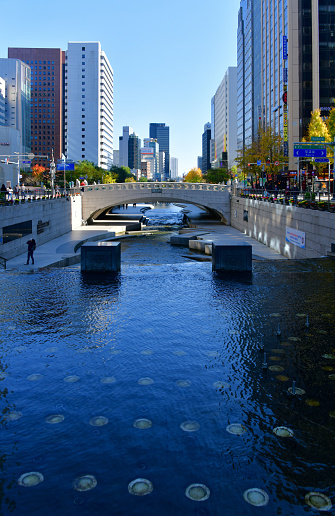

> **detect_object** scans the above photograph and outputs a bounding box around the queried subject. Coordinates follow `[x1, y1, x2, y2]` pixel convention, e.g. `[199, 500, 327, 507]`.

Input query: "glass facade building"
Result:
[149, 123, 169, 180]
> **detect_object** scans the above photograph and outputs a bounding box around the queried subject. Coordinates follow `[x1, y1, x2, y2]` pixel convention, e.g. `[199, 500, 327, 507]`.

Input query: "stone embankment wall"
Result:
[0, 196, 82, 260]
[230, 196, 335, 259]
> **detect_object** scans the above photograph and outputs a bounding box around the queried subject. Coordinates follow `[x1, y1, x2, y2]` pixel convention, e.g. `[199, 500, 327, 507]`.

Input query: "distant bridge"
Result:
[80, 182, 231, 224]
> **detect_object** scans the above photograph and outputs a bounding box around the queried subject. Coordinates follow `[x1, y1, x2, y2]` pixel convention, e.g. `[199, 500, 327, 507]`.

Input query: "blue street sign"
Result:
[56, 163, 75, 171]
[314, 158, 329, 163]
[283, 36, 288, 60]
[22, 160, 31, 164]
[257, 160, 261, 166]
[293, 149, 327, 158]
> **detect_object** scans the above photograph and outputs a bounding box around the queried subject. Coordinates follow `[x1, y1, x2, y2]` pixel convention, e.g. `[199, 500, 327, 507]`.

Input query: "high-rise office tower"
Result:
[149, 123, 169, 180]
[65, 41, 113, 169]
[0, 58, 31, 156]
[143, 138, 160, 180]
[128, 133, 141, 170]
[211, 67, 238, 170]
[0, 77, 5, 126]
[8, 47, 65, 168]
[202, 123, 211, 174]
[170, 157, 179, 179]
[237, 0, 335, 170]
[119, 126, 133, 167]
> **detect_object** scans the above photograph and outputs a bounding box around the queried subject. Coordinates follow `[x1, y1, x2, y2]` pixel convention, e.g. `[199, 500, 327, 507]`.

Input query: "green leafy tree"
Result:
[326, 107, 335, 140]
[235, 124, 287, 184]
[109, 165, 135, 183]
[183, 168, 203, 183]
[139, 176, 148, 182]
[103, 172, 117, 184]
[204, 168, 230, 184]
[125, 176, 136, 182]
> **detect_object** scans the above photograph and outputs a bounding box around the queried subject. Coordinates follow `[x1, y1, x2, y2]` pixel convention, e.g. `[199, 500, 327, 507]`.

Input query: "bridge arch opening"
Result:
[87, 200, 228, 226]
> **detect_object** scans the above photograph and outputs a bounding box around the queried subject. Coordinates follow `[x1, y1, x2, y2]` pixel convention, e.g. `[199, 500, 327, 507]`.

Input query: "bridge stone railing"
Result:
[76, 182, 228, 193]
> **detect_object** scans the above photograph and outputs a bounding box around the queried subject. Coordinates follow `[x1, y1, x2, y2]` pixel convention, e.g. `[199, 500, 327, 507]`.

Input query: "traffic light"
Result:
[248, 163, 251, 167]
[266, 158, 270, 165]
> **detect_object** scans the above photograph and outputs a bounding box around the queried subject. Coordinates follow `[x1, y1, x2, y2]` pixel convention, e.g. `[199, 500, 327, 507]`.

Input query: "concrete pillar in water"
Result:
[81, 242, 121, 272]
[212, 241, 252, 272]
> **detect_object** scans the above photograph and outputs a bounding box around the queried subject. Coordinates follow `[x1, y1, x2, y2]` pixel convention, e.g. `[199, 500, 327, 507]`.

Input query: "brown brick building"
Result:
[8, 48, 65, 170]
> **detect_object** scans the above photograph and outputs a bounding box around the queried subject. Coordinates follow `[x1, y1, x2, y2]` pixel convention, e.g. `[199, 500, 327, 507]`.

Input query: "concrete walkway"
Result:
[5, 218, 286, 272]
[5, 226, 121, 271]
[182, 221, 287, 260]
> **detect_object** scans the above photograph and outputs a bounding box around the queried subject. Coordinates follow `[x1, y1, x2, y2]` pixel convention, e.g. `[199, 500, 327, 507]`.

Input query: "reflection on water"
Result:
[0, 233, 335, 515]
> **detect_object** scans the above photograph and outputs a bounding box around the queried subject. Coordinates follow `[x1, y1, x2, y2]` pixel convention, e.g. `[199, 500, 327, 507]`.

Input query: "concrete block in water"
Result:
[170, 232, 208, 246]
[212, 241, 252, 271]
[81, 241, 121, 272]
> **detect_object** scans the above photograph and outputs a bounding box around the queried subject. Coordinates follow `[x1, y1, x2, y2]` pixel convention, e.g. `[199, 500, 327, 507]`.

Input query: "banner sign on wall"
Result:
[286, 227, 306, 249]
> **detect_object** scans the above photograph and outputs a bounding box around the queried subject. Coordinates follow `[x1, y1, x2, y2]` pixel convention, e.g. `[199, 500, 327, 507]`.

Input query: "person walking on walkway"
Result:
[26, 239, 36, 265]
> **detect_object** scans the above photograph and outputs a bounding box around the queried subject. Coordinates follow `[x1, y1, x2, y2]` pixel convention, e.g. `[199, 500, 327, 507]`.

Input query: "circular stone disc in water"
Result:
[133, 419, 152, 429]
[173, 350, 186, 356]
[269, 365, 284, 372]
[185, 484, 210, 501]
[4, 411, 22, 421]
[317, 330, 328, 335]
[128, 478, 153, 496]
[305, 399, 320, 406]
[270, 313, 281, 317]
[141, 349, 154, 355]
[288, 337, 301, 342]
[45, 347, 58, 353]
[226, 424, 247, 435]
[73, 475, 97, 492]
[269, 356, 282, 361]
[89, 416, 108, 427]
[276, 375, 289, 382]
[243, 488, 269, 506]
[176, 380, 191, 387]
[110, 349, 122, 355]
[273, 426, 294, 437]
[138, 377, 154, 385]
[64, 375, 80, 383]
[288, 387, 305, 395]
[206, 351, 217, 357]
[180, 421, 200, 432]
[296, 313, 307, 318]
[329, 374, 335, 380]
[322, 354, 335, 360]
[100, 376, 116, 384]
[305, 492, 332, 511]
[213, 381, 230, 389]
[18, 472, 44, 487]
[321, 366, 333, 371]
[45, 414, 65, 424]
[27, 374, 43, 381]
[0, 372, 8, 379]
[271, 348, 285, 354]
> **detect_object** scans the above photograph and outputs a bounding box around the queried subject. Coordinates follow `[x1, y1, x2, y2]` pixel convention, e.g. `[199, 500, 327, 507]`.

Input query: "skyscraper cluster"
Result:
[202, 0, 335, 175]
[0, 41, 113, 187]
[117, 123, 178, 181]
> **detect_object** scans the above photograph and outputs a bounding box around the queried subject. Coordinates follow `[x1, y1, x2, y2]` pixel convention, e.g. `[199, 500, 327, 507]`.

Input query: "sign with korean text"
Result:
[286, 227, 305, 249]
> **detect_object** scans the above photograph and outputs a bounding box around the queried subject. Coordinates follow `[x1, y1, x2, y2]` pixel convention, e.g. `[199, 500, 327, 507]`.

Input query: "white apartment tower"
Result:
[211, 67, 237, 170]
[64, 42, 113, 169]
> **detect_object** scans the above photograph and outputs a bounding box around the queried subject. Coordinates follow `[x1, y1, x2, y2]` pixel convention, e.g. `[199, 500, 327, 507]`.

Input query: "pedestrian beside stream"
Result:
[26, 239, 36, 265]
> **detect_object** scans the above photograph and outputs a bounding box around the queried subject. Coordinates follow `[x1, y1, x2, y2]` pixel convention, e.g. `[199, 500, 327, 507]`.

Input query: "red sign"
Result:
[274, 161, 279, 166]
[282, 91, 287, 104]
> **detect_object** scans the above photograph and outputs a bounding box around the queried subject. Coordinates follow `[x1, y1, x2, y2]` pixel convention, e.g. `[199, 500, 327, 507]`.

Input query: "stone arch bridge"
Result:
[81, 182, 231, 224]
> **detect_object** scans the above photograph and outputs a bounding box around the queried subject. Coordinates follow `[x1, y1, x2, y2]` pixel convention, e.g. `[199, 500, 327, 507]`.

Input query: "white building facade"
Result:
[64, 42, 113, 170]
[170, 157, 179, 179]
[0, 58, 31, 156]
[211, 67, 237, 170]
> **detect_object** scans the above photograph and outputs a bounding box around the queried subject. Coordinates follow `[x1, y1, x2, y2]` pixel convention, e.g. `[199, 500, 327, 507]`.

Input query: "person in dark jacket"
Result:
[26, 239, 36, 265]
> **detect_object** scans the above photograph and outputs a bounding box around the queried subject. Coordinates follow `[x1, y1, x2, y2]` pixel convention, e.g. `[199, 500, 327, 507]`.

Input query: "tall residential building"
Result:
[237, 0, 335, 170]
[128, 133, 141, 169]
[8, 47, 65, 168]
[149, 123, 169, 179]
[202, 123, 211, 173]
[0, 58, 31, 156]
[143, 138, 160, 180]
[113, 149, 119, 166]
[211, 67, 238, 170]
[65, 41, 113, 169]
[119, 126, 133, 167]
[170, 157, 179, 179]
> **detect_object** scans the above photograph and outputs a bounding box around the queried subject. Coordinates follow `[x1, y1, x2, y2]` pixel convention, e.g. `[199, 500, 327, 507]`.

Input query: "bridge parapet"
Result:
[80, 182, 231, 224]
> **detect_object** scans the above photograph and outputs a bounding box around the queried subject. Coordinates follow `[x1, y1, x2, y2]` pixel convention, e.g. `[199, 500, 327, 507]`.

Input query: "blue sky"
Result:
[1, 0, 240, 174]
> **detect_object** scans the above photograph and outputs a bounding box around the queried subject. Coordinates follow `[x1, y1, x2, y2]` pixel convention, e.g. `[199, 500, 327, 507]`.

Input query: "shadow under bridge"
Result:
[81, 182, 231, 224]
